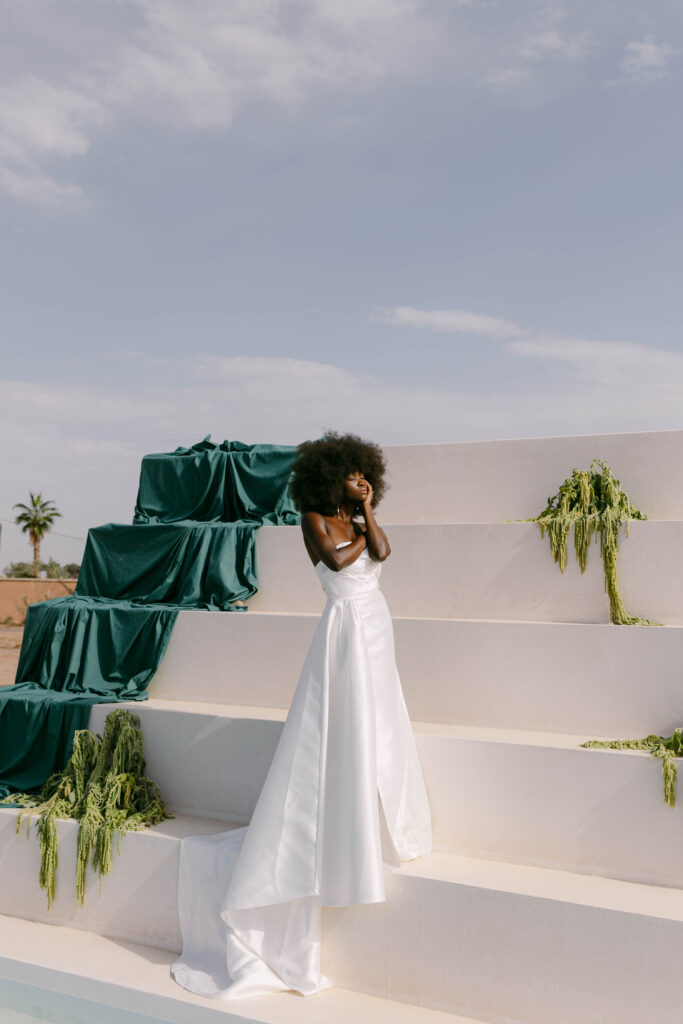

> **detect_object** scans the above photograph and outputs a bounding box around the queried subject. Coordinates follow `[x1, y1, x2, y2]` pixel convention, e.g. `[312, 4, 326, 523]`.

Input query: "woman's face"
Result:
[342, 470, 369, 506]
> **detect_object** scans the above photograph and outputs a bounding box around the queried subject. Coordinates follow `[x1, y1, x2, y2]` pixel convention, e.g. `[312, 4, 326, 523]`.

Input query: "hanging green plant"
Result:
[523, 457, 659, 625]
[0, 709, 171, 908]
[581, 730, 683, 807]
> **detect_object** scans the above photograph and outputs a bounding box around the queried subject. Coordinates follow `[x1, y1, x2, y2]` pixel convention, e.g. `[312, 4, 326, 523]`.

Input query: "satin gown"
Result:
[171, 540, 432, 999]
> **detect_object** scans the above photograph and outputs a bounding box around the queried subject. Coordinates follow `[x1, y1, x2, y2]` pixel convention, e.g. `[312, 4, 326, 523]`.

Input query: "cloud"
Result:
[485, 66, 533, 92]
[0, 165, 83, 204]
[373, 306, 525, 339]
[0, 76, 106, 203]
[486, 17, 595, 93]
[373, 306, 683, 394]
[373, 304, 683, 404]
[605, 36, 675, 87]
[0, 0, 433, 203]
[620, 36, 674, 82]
[520, 29, 595, 62]
[0, 1, 633, 202]
[509, 335, 683, 392]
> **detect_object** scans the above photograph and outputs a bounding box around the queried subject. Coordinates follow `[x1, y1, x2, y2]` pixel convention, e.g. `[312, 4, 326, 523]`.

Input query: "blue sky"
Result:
[1, 0, 681, 566]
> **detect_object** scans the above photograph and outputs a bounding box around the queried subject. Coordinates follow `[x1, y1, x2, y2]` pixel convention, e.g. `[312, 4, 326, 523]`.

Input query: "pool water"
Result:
[0, 977, 173, 1024]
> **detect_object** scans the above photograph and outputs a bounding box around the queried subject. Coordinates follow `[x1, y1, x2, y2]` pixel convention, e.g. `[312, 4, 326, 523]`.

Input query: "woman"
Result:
[172, 432, 432, 1000]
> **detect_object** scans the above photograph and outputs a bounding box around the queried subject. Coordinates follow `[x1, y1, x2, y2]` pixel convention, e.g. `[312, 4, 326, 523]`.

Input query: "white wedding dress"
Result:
[171, 540, 432, 999]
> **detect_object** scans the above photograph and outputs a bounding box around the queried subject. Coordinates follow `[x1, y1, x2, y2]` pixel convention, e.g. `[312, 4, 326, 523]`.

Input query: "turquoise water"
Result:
[0, 977, 173, 1024]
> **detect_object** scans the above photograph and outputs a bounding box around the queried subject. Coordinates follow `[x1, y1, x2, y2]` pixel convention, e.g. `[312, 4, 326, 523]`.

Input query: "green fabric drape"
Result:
[133, 437, 301, 525]
[1, 597, 177, 799]
[1, 437, 300, 801]
[76, 522, 258, 610]
[0, 687, 94, 799]
[16, 596, 179, 698]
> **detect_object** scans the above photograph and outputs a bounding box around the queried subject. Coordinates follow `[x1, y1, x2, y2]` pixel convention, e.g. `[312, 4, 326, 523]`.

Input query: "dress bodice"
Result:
[314, 541, 381, 600]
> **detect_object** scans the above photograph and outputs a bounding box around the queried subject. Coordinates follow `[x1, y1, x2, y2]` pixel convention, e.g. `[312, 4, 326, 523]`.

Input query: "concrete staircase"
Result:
[1, 427, 682, 1023]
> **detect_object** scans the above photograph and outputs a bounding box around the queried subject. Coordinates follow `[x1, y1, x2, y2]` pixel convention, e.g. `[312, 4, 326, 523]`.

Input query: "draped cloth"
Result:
[76, 523, 258, 610]
[0, 438, 300, 800]
[171, 542, 432, 998]
[0, 598, 177, 799]
[134, 437, 300, 526]
[15, 597, 178, 698]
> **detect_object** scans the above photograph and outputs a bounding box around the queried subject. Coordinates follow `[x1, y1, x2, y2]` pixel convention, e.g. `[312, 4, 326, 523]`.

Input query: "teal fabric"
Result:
[0, 437, 300, 800]
[16, 596, 179, 697]
[133, 437, 301, 525]
[0, 597, 177, 799]
[76, 523, 258, 610]
[0, 688, 94, 798]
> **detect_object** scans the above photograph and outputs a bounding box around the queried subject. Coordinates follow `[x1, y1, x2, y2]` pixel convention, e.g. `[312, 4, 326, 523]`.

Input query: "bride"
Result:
[171, 431, 432, 999]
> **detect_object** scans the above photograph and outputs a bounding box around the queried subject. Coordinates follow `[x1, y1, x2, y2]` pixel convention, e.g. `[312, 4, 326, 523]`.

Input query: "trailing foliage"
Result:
[524, 458, 659, 625]
[1, 709, 171, 908]
[582, 731, 683, 807]
[528, 460, 679, 801]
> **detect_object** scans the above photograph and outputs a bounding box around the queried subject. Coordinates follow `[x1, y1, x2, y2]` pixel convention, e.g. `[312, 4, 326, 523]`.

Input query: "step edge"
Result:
[3, 809, 681, 922]
[0, 914, 479, 1024]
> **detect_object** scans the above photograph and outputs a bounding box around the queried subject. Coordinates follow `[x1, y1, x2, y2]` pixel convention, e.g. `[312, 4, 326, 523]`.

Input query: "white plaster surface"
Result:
[380, 428, 683, 523]
[0, 914, 470, 1024]
[248, 521, 683, 623]
[85, 700, 683, 888]
[325, 854, 683, 1022]
[1, 851, 681, 1024]
[0, 809, 232, 951]
[153, 611, 683, 736]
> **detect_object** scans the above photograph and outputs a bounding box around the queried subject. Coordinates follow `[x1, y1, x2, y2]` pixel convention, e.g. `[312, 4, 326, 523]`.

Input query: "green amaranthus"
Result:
[1, 709, 171, 908]
[524, 457, 659, 626]
[581, 731, 683, 807]
[527, 459, 678, 800]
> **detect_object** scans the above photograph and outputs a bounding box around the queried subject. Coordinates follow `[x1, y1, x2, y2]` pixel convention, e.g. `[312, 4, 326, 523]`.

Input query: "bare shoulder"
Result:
[301, 510, 324, 527]
[301, 510, 327, 539]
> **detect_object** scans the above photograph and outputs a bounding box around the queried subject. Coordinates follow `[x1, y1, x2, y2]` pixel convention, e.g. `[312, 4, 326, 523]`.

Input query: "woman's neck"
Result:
[335, 501, 356, 521]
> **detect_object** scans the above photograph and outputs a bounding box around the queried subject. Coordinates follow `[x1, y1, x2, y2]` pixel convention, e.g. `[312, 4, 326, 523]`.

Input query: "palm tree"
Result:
[13, 492, 62, 574]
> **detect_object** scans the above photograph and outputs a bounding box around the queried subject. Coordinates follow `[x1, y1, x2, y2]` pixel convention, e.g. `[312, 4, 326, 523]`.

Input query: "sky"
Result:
[1, 0, 681, 567]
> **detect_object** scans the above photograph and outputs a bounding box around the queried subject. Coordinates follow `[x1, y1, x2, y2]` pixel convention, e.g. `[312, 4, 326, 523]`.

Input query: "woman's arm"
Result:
[301, 511, 367, 571]
[360, 484, 391, 561]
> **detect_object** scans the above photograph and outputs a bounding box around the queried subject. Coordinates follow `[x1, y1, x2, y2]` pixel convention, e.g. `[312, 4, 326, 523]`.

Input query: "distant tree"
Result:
[13, 492, 61, 573]
[2, 559, 80, 579]
[3, 561, 38, 578]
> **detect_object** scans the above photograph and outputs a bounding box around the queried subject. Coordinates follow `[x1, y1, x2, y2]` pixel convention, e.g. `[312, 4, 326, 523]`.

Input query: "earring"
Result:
[336, 505, 340, 516]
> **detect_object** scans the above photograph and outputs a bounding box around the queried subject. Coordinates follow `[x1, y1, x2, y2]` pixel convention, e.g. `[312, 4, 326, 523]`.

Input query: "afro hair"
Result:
[289, 431, 389, 515]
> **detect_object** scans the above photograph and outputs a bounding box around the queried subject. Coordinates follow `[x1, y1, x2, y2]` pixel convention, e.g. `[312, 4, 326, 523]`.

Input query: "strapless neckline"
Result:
[313, 542, 354, 575]
[315, 543, 373, 584]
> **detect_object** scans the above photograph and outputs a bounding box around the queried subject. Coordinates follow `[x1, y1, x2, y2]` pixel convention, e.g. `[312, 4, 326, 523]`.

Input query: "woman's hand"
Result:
[360, 481, 374, 514]
[358, 483, 390, 561]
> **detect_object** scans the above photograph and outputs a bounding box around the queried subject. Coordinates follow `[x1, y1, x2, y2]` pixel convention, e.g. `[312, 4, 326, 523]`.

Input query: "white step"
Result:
[1, 830, 681, 1023]
[250, 521, 683, 623]
[0, 809, 232, 951]
[0, 916, 469, 1024]
[152, 611, 683, 736]
[86, 700, 683, 888]
[380, 428, 683, 523]
[325, 851, 683, 1022]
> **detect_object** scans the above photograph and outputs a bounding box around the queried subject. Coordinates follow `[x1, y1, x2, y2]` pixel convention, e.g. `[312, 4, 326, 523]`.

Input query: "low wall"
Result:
[0, 579, 77, 626]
